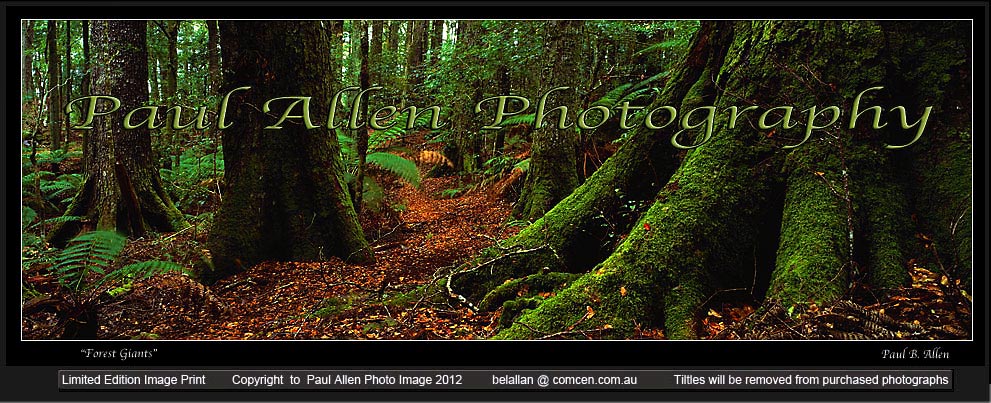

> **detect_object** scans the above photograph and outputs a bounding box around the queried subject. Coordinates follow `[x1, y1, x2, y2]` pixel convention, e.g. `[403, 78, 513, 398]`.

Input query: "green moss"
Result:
[479, 272, 580, 311]
[769, 141, 849, 308]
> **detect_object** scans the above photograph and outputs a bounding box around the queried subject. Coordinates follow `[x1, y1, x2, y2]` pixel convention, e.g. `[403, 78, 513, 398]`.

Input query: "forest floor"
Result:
[20, 139, 972, 341]
[86, 176, 525, 340]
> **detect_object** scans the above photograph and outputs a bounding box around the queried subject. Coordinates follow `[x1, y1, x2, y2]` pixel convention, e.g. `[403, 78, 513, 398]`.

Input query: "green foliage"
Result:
[337, 108, 433, 209]
[51, 230, 188, 294]
[159, 144, 224, 212]
[492, 113, 536, 129]
[438, 188, 461, 198]
[366, 152, 420, 188]
[23, 171, 83, 208]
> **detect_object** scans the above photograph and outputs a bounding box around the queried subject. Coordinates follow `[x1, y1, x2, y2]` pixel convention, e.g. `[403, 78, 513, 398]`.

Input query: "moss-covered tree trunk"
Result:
[207, 21, 373, 282]
[450, 21, 727, 305]
[515, 21, 585, 221]
[449, 20, 965, 340]
[49, 21, 187, 247]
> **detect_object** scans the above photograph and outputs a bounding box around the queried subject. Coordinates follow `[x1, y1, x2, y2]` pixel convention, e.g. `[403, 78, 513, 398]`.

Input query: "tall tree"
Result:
[206, 20, 221, 95]
[208, 21, 373, 281]
[162, 21, 180, 167]
[46, 20, 62, 149]
[49, 21, 187, 246]
[449, 20, 967, 340]
[429, 20, 443, 60]
[63, 21, 73, 142]
[353, 20, 371, 215]
[405, 20, 426, 101]
[325, 20, 344, 85]
[22, 20, 35, 101]
[386, 20, 400, 54]
[81, 21, 89, 97]
[80, 20, 91, 169]
[444, 21, 485, 173]
[515, 21, 584, 220]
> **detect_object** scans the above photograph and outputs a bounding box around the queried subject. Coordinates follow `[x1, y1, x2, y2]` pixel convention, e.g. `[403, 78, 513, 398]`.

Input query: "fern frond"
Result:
[33, 215, 84, 229]
[52, 230, 126, 291]
[368, 109, 436, 149]
[22, 206, 37, 230]
[22, 171, 55, 184]
[591, 83, 633, 107]
[514, 157, 531, 172]
[366, 152, 421, 187]
[493, 113, 536, 129]
[633, 37, 688, 58]
[96, 260, 188, 289]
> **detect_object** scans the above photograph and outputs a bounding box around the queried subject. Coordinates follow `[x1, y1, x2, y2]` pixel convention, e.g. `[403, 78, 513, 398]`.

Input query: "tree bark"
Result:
[207, 20, 221, 95]
[450, 21, 718, 305]
[22, 20, 35, 101]
[46, 20, 62, 149]
[64, 21, 73, 142]
[49, 21, 187, 247]
[447, 20, 953, 340]
[405, 20, 426, 102]
[207, 21, 374, 282]
[429, 20, 443, 59]
[354, 20, 371, 215]
[515, 21, 585, 221]
[163, 21, 180, 167]
[81, 20, 90, 168]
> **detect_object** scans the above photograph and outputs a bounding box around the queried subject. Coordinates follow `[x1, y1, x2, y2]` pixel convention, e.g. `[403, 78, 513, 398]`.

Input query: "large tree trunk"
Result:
[207, 21, 374, 282]
[514, 21, 584, 221]
[46, 20, 62, 150]
[450, 21, 721, 305]
[49, 21, 187, 247]
[449, 20, 959, 340]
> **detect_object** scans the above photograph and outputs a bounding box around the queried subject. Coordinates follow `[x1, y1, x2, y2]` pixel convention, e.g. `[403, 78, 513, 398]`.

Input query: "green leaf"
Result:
[366, 152, 421, 188]
[52, 230, 126, 292]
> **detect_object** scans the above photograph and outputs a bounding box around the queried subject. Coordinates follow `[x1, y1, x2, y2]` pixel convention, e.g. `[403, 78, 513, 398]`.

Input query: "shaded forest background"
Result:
[20, 20, 972, 341]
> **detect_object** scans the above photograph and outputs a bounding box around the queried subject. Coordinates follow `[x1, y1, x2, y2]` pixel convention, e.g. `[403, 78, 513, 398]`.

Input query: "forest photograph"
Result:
[20, 19, 973, 341]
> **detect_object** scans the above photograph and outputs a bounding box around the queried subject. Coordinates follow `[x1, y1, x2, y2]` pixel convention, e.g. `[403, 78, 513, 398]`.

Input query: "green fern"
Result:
[22, 206, 38, 230]
[50, 230, 188, 293]
[368, 109, 436, 150]
[33, 215, 84, 229]
[591, 84, 634, 107]
[514, 157, 531, 172]
[633, 37, 689, 58]
[493, 113, 537, 129]
[98, 260, 188, 289]
[52, 231, 126, 291]
[366, 152, 421, 187]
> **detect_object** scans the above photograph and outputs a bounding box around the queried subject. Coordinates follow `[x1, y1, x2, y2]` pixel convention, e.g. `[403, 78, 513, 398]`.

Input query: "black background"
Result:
[4, 1, 988, 401]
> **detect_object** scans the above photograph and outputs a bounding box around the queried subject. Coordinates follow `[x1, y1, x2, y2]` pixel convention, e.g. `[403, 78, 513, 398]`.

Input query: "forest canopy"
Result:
[21, 19, 972, 342]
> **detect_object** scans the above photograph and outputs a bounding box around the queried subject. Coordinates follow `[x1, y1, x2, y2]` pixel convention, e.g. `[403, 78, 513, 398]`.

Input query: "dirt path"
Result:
[96, 176, 519, 340]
